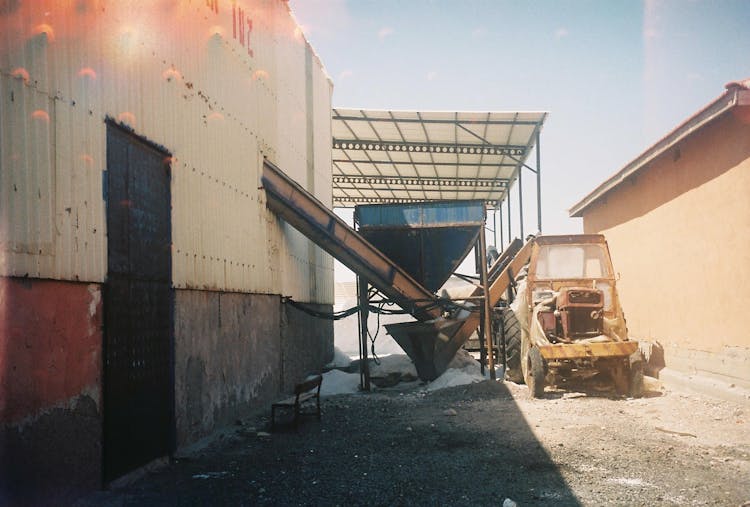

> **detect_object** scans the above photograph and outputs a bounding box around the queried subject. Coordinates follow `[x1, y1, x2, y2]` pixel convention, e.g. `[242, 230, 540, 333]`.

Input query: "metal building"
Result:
[0, 1, 333, 503]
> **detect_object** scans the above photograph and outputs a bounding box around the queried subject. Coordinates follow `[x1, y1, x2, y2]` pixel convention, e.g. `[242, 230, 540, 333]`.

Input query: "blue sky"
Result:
[290, 0, 749, 238]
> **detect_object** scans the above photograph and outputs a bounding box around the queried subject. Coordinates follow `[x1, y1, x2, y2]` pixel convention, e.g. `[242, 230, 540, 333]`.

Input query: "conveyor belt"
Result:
[385, 238, 533, 379]
[261, 159, 534, 380]
[447, 238, 534, 346]
[261, 160, 442, 322]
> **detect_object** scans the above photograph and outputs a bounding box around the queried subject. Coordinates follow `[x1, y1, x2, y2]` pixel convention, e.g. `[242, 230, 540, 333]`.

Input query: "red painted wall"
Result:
[0, 277, 102, 424]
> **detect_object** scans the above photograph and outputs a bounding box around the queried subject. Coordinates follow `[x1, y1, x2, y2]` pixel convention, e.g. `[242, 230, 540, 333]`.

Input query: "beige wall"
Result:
[582, 110, 750, 385]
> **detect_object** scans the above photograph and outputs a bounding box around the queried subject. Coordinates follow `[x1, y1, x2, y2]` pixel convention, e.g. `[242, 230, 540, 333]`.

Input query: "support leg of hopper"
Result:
[358, 276, 371, 391]
[479, 214, 496, 380]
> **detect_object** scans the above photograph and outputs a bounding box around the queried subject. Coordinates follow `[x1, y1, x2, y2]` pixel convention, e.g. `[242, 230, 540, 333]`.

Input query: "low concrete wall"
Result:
[174, 291, 333, 447]
[280, 301, 334, 392]
[0, 282, 334, 503]
[174, 290, 281, 446]
[1, 394, 101, 506]
[661, 344, 750, 390]
[0, 277, 102, 506]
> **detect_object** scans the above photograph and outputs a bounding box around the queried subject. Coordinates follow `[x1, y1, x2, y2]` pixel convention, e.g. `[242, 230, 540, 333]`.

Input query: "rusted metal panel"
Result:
[0, 1, 333, 303]
[539, 341, 639, 360]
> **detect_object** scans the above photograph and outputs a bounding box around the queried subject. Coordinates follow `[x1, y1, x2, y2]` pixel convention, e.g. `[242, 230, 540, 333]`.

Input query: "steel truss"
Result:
[332, 175, 508, 189]
[333, 138, 526, 157]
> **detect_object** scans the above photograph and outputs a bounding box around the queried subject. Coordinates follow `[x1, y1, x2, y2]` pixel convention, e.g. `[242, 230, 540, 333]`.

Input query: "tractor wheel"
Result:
[628, 359, 645, 398]
[525, 346, 546, 398]
[498, 307, 523, 383]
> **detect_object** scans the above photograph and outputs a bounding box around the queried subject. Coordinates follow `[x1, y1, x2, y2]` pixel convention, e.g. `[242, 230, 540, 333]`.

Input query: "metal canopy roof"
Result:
[332, 109, 547, 208]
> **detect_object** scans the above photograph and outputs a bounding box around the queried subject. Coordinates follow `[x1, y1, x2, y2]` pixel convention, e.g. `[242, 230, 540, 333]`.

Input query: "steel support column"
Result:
[536, 130, 542, 233]
[357, 276, 371, 391]
[518, 168, 524, 239]
[506, 189, 512, 241]
[478, 214, 496, 380]
[492, 211, 498, 247]
[499, 207, 504, 248]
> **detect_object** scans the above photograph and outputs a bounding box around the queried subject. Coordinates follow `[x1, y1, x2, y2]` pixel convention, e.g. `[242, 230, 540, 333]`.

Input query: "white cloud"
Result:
[378, 26, 394, 40]
[338, 69, 353, 81]
[427, 71, 438, 81]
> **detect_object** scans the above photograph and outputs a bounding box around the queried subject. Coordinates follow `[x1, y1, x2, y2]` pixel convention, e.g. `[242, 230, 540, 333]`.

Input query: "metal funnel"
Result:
[356, 200, 484, 292]
[385, 318, 470, 381]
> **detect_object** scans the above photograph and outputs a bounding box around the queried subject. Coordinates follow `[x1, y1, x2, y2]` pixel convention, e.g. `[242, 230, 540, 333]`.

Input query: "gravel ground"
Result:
[78, 377, 750, 507]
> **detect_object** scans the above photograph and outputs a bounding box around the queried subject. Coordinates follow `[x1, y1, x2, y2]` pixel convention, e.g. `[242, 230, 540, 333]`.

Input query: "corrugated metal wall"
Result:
[0, 0, 333, 304]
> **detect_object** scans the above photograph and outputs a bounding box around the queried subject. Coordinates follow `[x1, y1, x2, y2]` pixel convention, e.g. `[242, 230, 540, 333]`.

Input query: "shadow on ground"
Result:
[77, 381, 581, 506]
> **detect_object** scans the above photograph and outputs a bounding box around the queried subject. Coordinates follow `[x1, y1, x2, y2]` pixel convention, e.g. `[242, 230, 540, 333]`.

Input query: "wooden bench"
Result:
[271, 374, 323, 429]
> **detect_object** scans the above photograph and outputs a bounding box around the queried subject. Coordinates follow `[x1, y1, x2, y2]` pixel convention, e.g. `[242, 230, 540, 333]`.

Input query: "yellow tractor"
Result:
[500, 235, 644, 398]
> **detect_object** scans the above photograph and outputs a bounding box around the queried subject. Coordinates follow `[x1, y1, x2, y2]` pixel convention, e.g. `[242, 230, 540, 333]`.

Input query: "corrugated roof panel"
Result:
[332, 108, 547, 207]
[399, 124, 428, 142]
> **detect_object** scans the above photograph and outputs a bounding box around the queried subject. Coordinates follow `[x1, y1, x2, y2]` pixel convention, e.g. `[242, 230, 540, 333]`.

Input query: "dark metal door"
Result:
[104, 122, 173, 482]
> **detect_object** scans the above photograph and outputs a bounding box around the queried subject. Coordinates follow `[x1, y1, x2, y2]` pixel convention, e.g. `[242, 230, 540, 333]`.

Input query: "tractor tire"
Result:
[525, 346, 546, 398]
[498, 307, 523, 383]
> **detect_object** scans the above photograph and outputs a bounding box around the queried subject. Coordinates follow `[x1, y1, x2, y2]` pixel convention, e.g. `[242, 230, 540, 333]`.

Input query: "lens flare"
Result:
[117, 111, 136, 126]
[78, 67, 97, 80]
[32, 23, 56, 42]
[162, 68, 182, 82]
[11, 68, 30, 83]
[31, 110, 50, 122]
[252, 69, 269, 81]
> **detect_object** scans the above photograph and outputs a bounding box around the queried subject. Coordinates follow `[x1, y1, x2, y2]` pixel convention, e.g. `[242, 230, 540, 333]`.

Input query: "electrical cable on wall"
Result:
[283, 287, 482, 367]
[283, 292, 481, 320]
